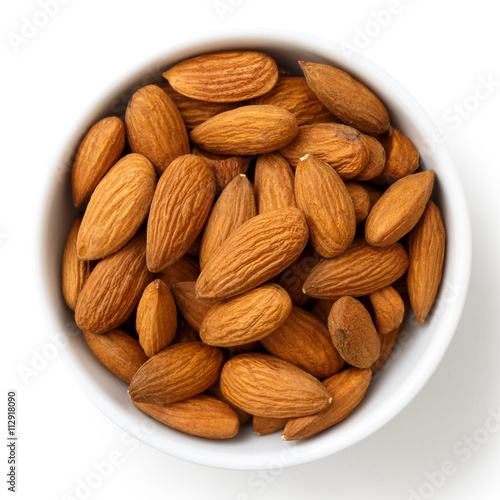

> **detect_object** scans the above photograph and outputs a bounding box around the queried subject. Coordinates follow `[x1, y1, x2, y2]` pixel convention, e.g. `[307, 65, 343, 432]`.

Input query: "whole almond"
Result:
[157, 82, 242, 130]
[200, 284, 292, 347]
[147, 154, 216, 273]
[156, 255, 200, 289]
[134, 394, 239, 439]
[171, 282, 219, 332]
[199, 174, 256, 269]
[77, 154, 157, 260]
[251, 76, 336, 125]
[328, 296, 381, 368]
[75, 232, 153, 334]
[344, 181, 371, 223]
[365, 170, 435, 247]
[280, 123, 369, 179]
[282, 367, 372, 440]
[407, 200, 446, 323]
[83, 328, 148, 384]
[71, 116, 125, 207]
[260, 306, 344, 378]
[128, 341, 224, 404]
[353, 135, 386, 181]
[368, 285, 405, 334]
[295, 154, 356, 258]
[220, 353, 332, 418]
[299, 61, 390, 135]
[253, 416, 288, 436]
[62, 214, 93, 310]
[136, 279, 177, 357]
[163, 51, 278, 102]
[207, 381, 252, 425]
[125, 85, 190, 175]
[190, 105, 298, 156]
[303, 239, 409, 298]
[196, 207, 309, 300]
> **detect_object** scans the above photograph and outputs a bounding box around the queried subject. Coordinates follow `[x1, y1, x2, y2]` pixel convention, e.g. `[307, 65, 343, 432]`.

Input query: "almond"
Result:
[128, 341, 224, 404]
[299, 61, 390, 134]
[260, 306, 344, 378]
[77, 154, 157, 260]
[344, 181, 371, 223]
[295, 154, 356, 258]
[134, 394, 239, 439]
[136, 279, 177, 357]
[365, 170, 435, 247]
[220, 353, 332, 418]
[353, 135, 386, 181]
[207, 381, 252, 425]
[75, 232, 153, 334]
[171, 281, 219, 332]
[368, 285, 405, 334]
[196, 207, 309, 300]
[190, 105, 298, 155]
[163, 51, 278, 102]
[303, 239, 409, 298]
[125, 84, 190, 175]
[83, 328, 148, 384]
[157, 82, 242, 129]
[156, 255, 200, 289]
[328, 296, 381, 368]
[253, 416, 288, 436]
[172, 318, 200, 344]
[61, 214, 93, 310]
[309, 299, 337, 325]
[71, 116, 125, 207]
[282, 367, 372, 440]
[146, 154, 216, 273]
[407, 200, 446, 323]
[251, 76, 337, 125]
[371, 321, 404, 373]
[200, 284, 292, 347]
[254, 152, 296, 214]
[199, 174, 256, 269]
[280, 123, 369, 179]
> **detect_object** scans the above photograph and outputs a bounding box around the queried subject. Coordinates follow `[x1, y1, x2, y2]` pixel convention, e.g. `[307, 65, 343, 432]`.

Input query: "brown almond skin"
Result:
[407, 200, 446, 323]
[71, 116, 125, 208]
[199, 174, 256, 270]
[192, 147, 251, 192]
[190, 105, 298, 156]
[251, 76, 337, 125]
[303, 239, 409, 299]
[282, 367, 372, 440]
[75, 232, 153, 334]
[61, 214, 93, 310]
[128, 341, 224, 404]
[77, 154, 157, 261]
[371, 320, 405, 373]
[378, 127, 420, 183]
[295, 155, 356, 258]
[260, 306, 345, 378]
[172, 318, 200, 344]
[157, 82, 242, 130]
[125, 85, 190, 175]
[369, 285, 405, 334]
[253, 415, 289, 436]
[163, 51, 278, 103]
[328, 296, 381, 368]
[83, 329, 148, 384]
[171, 282, 219, 332]
[365, 170, 435, 247]
[254, 152, 296, 214]
[220, 353, 332, 418]
[200, 284, 292, 347]
[353, 135, 386, 181]
[196, 207, 309, 300]
[155, 255, 200, 289]
[146, 154, 216, 273]
[136, 279, 177, 357]
[207, 381, 252, 426]
[280, 123, 369, 179]
[344, 181, 371, 223]
[299, 61, 390, 135]
[134, 394, 239, 439]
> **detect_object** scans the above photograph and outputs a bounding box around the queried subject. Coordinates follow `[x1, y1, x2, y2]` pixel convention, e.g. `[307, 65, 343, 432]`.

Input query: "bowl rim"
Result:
[38, 29, 472, 470]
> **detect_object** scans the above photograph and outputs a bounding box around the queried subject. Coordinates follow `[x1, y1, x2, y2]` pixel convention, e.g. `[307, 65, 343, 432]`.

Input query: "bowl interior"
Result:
[41, 32, 471, 470]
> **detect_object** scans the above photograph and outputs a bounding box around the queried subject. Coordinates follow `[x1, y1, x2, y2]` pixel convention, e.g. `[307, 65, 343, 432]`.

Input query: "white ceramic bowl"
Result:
[40, 31, 471, 470]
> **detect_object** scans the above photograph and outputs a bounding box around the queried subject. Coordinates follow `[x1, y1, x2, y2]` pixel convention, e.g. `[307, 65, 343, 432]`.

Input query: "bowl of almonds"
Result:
[44, 32, 471, 469]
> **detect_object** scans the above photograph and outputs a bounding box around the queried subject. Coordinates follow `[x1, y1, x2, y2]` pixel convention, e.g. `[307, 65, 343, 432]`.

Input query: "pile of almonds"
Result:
[61, 51, 446, 441]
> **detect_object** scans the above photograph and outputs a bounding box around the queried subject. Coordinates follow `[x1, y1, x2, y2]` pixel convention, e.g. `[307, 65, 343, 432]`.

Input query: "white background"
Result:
[2, 0, 500, 499]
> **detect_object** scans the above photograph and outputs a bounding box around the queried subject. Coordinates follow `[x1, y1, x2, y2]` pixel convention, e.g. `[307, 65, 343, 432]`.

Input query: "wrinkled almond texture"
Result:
[353, 135, 386, 181]
[207, 381, 252, 425]
[253, 415, 289, 436]
[344, 181, 371, 223]
[368, 285, 405, 334]
[155, 255, 200, 289]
